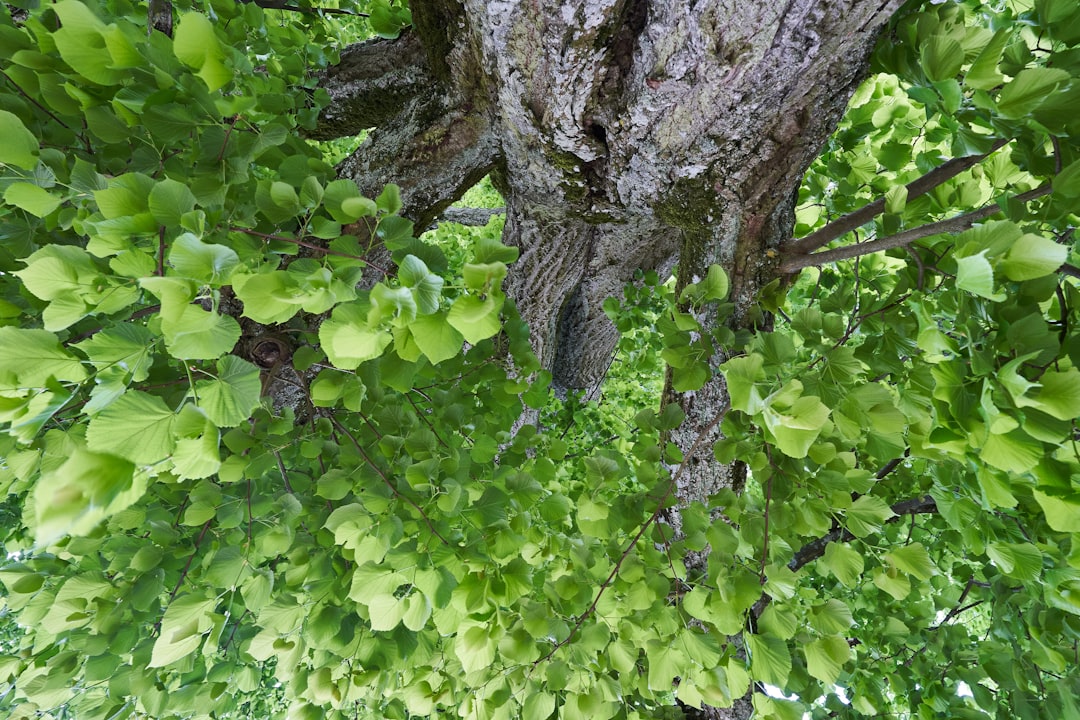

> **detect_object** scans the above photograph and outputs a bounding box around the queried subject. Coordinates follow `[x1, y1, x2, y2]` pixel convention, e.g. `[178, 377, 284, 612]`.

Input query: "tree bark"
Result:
[316, 2, 905, 716]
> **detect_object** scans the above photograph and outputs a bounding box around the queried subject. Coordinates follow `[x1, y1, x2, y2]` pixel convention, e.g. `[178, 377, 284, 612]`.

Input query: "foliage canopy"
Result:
[0, 0, 1079, 719]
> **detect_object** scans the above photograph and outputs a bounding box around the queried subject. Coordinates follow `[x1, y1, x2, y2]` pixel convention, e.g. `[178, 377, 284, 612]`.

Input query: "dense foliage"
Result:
[0, 0, 1079, 719]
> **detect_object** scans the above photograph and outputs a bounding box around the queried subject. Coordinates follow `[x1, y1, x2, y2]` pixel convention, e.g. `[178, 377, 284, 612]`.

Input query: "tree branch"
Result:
[241, 0, 368, 16]
[780, 185, 1052, 273]
[533, 401, 730, 667]
[786, 139, 1012, 256]
[787, 495, 938, 574]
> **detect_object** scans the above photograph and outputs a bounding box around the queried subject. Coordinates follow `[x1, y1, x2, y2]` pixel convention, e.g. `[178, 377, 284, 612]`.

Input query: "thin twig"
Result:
[330, 417, 450, 546]
[231, 227, 389, 274]
[532, 400, 730, 667]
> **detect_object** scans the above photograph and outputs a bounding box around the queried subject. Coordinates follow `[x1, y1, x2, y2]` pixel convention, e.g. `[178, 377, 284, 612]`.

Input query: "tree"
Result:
[0, 0, 1079, 718]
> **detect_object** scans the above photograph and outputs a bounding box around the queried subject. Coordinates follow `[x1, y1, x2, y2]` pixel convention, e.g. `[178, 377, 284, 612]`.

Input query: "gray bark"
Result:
[315, 2, 905, 717]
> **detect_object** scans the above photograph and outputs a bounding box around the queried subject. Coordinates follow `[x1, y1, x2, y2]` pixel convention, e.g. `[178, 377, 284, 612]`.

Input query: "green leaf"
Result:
[996, 67, 1071, 119]
[965, 29, 1008, 90]
[762, 382, 830, 458]
[52, 0, 122, 85]
[33, 448, 137, 544]
[809, 599, 854, 634]
[1000, 234, 1068, 281]
[1033, 370, 1080, 421]
[721, 354, 766, 414]
[86, 390, 177, 464]
[522, 692, 556, 720]
[845, 495, 896, 537]
[980, 429, 1042, 473]
[456, 624, 496, 675]
[0, 110, 40, 169]
[804, 636, 851, 686]
[0, 327, 88, 387]
[3, 183, 60, 217]
[448, 293, 503, 344]
[409, 313, 464, 364]
[150, 593, 217, 667]
[1053, 158, 1080, 198]
[149, 179, 197, 227]
[746, 633, 791, 686]
[376, 184, 402, 214]
[168, 234, 240, 283]
[367, 593, 405, 632]
[195, 355, 262, 427]
[921, 35, 964, 82]
[823, 542, 864, 587]
[885, 542, 937, 581]
[162, 305, 242, 360]
[955, 251, 1004, 300]
[76, 324, 156, 382]
[987, 541, 1044, 581]
[320, 302, 392, 369]
[1033, 489, 1080, 533]
[171, 405, 221, 480]
[173, 12, 233, 91]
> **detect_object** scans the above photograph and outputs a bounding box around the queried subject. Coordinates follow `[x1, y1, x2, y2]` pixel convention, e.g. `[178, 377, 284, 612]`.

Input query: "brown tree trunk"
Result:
[314, 2, 904, 716]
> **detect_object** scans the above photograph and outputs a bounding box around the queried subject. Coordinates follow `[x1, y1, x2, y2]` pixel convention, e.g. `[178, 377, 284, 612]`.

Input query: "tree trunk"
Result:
[315, 2, 904, 716]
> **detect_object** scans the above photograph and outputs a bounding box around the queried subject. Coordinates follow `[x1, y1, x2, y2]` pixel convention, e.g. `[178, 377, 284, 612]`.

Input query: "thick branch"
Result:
[780, 185, 1052, 273]
[786, 138, 1012, 255]
[311, 33, 434, 140]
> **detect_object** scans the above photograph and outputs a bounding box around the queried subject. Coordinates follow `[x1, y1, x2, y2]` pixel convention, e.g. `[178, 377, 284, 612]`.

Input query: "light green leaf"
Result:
[162, 304, 241, 360]
[409, 312, 464, 364]
[195, 355, 262, 427]
[845, 495, 896, 537]
[399, 254, 445, 314]
[1032, 370, 1080, 421]
[987, 541, 1044, 581]
[0, 110, 40, 169]
[33, 448, 137, 544]
[173, 12, 233, 91]
[885, 542, 937, 580]
[320, 302, 392, 369]
[809, 599, 854, 634]
[884, 184, 907, 215]
[980, 429, 1042, 473]
[150, 593, 217, 667]
[0, 327, 88, 387]
[3, 183, 61, 217]
[171, 405, 221, 480]
[804, 636, 851, 686]
[149, 179, 197, 227]
[168, 234, 239, 283]
[955, 251, 1003, 300]
[1000, 234, 1067, 281]
[746, 633, 791, 686]
[52, 0, 122, 85]
[762, 382, 830, 458]
[367, 593, 405, 632]
[456, 624, 496, 675]
[76, 323, 156, 382]
[996, 67, 1071, 119]
[1033, 489, 1080, 533]
[721, 354, 765, 414]
[447, 293, 503, 344]
[86, 390, 176, 464]
[823, 542, 864, 587]
[401, 594, 432, 631]
[376, 184, 402, 214]
[1053, 157, 1080, 198]
[522, 692, 556, 720]
[965, 29, 1008, 90]
[921, 35, 964, 82]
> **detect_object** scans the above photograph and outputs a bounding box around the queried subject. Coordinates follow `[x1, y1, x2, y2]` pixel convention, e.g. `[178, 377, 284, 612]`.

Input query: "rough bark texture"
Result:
[315, 2, 904, 717]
